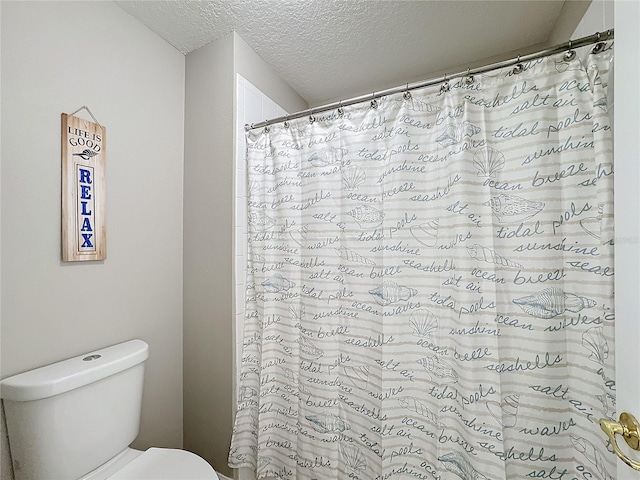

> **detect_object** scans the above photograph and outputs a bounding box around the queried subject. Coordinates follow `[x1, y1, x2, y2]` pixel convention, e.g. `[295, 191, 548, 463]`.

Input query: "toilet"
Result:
[0, 339, 221, 480]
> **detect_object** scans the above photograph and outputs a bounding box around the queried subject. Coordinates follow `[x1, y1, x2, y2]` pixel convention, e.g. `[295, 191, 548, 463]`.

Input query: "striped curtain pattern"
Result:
[229, 45, 615, 480]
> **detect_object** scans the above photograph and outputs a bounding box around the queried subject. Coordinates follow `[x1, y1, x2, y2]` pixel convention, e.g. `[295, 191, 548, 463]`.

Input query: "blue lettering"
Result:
[80, 185, 92, 199]
[81, 233, 94, 248]
[81, 201, 92, 216]
[80, 218, 93, 232]
[79, 168, 92, 184]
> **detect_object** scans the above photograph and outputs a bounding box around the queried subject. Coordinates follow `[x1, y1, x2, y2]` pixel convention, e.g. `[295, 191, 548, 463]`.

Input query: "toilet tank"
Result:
[0, 339, 149, 480]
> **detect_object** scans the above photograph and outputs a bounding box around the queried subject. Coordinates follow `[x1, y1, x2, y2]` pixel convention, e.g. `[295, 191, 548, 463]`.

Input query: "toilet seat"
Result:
[107, 448, 219, 480]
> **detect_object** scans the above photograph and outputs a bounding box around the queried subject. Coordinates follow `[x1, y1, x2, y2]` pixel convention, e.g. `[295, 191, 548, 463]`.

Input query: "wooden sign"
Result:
[61, 113, 106, 261]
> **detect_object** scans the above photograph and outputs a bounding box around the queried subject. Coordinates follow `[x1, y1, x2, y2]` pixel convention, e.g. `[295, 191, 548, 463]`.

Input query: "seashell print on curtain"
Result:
[229, 45, 615, 480]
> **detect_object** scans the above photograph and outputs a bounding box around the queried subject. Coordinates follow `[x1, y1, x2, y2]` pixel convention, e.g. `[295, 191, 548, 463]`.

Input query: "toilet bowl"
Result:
[0, 340, 221, 480]
[80, 447, 218, 480]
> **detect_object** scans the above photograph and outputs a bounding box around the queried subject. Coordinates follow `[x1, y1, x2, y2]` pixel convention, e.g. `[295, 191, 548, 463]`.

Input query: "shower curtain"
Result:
[230, 45, 615, 480]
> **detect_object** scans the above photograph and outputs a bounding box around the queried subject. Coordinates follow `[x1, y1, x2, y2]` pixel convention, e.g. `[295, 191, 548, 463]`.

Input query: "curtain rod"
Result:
[247, 29, 614, 131]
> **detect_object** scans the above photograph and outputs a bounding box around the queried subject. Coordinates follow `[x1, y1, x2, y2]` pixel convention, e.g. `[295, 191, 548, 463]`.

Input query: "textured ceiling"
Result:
[116, 0, 568, 106]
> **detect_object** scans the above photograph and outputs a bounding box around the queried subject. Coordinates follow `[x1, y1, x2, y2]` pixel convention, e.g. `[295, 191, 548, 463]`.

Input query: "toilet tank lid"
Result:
[0, 339, 149, 402]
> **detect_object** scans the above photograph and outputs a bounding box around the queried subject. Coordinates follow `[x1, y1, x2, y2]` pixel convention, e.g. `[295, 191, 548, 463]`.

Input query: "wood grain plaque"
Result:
[61, 113, 106, 261]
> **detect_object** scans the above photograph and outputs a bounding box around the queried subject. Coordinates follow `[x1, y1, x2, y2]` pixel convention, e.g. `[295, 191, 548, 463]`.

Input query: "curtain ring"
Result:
[264, 123, 270, 134]
[564, 40, 576, 61]
[309, 115, 316, 124]
[590, 32, 605, 54]
[403, 84, 412, 100]
[512, 55, 524, 74]
[465, 67, 474, 86]
[337, 101, 344, 117]
[370, 93, 378, 109]
[440, 74, 450, 93]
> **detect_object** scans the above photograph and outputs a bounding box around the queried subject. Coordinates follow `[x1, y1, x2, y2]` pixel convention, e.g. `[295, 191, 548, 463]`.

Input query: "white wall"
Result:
[0, 2, 185, 479]
[184, 31, 306, 477]
[184, 31, 235, 477]
[571, 0, 614, 38]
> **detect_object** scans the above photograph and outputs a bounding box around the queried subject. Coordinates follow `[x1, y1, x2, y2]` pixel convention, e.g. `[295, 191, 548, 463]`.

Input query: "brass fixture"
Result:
[600, 412, 640, 471]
